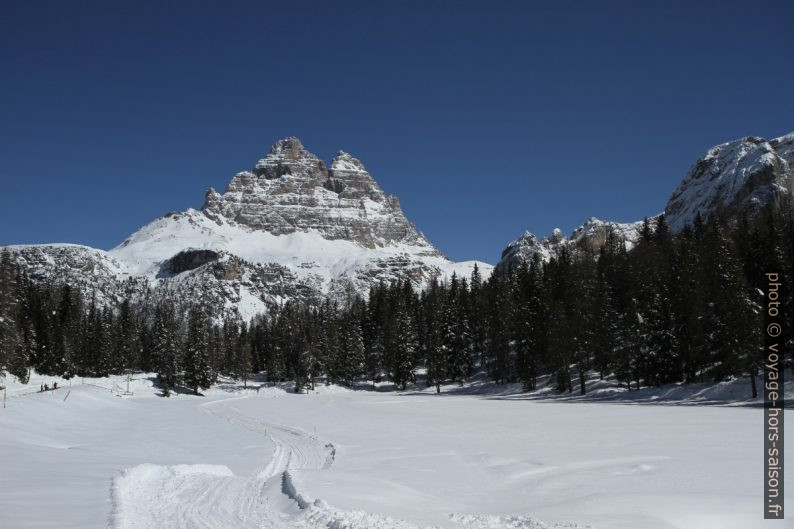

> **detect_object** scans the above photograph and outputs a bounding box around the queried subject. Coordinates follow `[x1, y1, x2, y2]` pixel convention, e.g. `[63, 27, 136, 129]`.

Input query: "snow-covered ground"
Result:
[0, 374, 790, 529]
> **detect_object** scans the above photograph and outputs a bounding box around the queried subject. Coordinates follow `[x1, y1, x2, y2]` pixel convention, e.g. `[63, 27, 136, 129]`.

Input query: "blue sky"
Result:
[1, 1, 793, 263]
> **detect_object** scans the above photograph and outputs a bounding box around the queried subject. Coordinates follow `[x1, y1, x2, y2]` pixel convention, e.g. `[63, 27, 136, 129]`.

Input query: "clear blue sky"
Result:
[1, 1, 793, 263]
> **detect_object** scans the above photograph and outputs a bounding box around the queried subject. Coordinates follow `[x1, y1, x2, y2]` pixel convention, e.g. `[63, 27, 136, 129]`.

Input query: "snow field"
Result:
[0, 375, 790, 529]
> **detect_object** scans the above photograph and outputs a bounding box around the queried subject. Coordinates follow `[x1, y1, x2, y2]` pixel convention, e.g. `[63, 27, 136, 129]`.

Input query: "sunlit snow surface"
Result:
[0, 374, 791, 529]
[110, 208, 485, 286]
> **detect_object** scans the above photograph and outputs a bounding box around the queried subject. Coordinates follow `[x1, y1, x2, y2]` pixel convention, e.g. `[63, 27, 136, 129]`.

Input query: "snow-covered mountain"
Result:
[7, 138, 490, 319]
[496, 217, 653, 272]
[498, 131, 793, 271]
[665, 132, 793, 232]
[10, 131, 791, 304]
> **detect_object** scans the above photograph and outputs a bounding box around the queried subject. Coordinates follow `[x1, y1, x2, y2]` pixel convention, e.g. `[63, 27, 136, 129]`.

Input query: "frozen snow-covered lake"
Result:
[0, 376, 789, 529]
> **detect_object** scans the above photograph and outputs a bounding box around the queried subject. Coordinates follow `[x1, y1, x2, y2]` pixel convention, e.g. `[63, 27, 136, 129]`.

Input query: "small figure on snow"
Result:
[43, 383, 49, 391]
[53, 382, 58, 390]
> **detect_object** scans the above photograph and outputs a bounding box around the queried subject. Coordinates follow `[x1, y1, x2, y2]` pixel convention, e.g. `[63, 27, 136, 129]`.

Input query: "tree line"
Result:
[0, 202, 791, 397]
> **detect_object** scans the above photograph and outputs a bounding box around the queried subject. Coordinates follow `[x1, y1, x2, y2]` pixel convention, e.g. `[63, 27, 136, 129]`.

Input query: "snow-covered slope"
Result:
[497, 217, 653, 272]
[6, 138, 491, 317]
[666, 132, 793, 232]
[499, 131, 793, 271]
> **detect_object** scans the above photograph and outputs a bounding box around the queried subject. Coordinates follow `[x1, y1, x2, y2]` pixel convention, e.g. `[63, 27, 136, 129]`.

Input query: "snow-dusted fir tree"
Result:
[338, 299, 366, 386]
[232, 321, 253, 388]
[313, 301, 336, 385]
[183, 307, 214, 395]
[221, 317, 239, 377]
[444, 274, 472, 383]
[484, 269, 512, 384]
[363, 284, 386, 389]
[49, 285, 83, 378]
[0, 249, 26, 382]
[113, 299, 140, 376]
[468, 263, 487, 370]
[389, 281, 418, 390]
[422, 279, 445, 393]
[512, 257, 544, 390]
[152, 304, 181, 397]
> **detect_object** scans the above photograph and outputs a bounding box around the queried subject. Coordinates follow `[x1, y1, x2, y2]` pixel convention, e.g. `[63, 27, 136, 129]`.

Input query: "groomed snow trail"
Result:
[108, 395, 593, 529]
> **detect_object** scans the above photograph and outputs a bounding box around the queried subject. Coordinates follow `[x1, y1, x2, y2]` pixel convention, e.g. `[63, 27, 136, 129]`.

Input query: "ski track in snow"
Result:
[107, 395, 593, 529]
[108, 396, 333, 529]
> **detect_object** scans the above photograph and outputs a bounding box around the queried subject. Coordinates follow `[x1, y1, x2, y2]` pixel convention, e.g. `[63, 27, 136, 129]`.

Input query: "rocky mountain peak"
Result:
[200, 139, 433, 249]
[325, 150, 387, 203]
[270, 136, 305, 155]
[498, 231, 552, 269]
[252, 137, 328, 181]
[203, 187, 222, 210]
[665, 132, 792, 232]
[496, 217, 650, 272]
[331, 150, 366, 172]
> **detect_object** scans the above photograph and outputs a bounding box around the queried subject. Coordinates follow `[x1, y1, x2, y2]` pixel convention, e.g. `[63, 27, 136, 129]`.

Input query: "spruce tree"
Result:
[152, 304, 181, 397]
[233, 321, 253, 388]
[484, 270, 512, 383]
[446, 275, 473, 383]
[338, 299, 365, 385]
[0, 249, 21, 379]
[114, 299, 139, 376]
[389, 281, 418, 390]
[468, 264, 488, 369]
[423, 280, 446, 393]
[363, 284, 386, 388]
[183, 307, 214, 394]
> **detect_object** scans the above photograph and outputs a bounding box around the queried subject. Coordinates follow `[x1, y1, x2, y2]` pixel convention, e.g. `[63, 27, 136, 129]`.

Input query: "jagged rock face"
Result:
[569, 217, 648, 252]
[665, 133, 793, 232]
[496, 218, 648, 272]
[163, 249, 221, 275]
[203, 138, 433, 251]
[498, 231, 558, 270]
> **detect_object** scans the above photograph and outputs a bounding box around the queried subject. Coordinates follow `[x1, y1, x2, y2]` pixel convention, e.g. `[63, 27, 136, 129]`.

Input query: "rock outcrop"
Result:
[665, 133, 793, 232]
[497, 218, 651, 272]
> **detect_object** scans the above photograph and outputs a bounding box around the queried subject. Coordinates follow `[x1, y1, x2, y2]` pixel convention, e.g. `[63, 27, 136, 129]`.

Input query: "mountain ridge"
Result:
[6, 130, 792, 313]
[496, 131, 793, 271]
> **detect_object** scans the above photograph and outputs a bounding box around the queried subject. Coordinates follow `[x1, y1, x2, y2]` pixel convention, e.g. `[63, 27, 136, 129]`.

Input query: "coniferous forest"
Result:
[1, 204, 792, 397]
